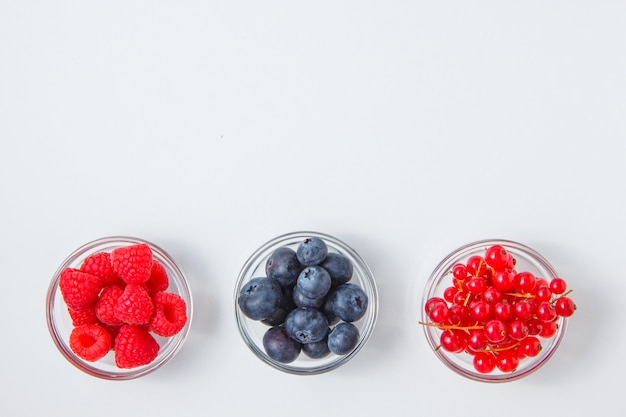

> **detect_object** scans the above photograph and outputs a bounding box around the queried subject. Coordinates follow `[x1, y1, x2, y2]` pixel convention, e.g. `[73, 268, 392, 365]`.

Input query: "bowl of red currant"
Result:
[46, 236, 193, 380]
[234, 231, 379, 375]
[421, 239, 576, 382]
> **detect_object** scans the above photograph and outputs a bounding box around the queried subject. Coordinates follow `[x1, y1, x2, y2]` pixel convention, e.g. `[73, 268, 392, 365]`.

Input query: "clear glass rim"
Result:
[234, 231, 379, 375]
[421, 238, 568, 383]
[46, 236, 194, 380]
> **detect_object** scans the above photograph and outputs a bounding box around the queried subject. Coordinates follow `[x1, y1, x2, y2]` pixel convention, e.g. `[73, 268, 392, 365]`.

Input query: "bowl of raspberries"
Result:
[46, 236, 193, 380]
[421, 239, 576, 382]
[234, 231, 378, 375]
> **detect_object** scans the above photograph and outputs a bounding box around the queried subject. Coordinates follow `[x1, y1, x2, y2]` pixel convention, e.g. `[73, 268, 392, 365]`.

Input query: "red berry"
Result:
[484, 319, 507, 343]
[493, 301, 514, 322]
[473, 351, 497, 373]
[535, 301, 557, 323]
[145, 260, 169, 293]
[484, 245, 509, 270]
[67, 305, 98, 326]
[95, 285, 124, 326]
[111, 243, 153, 285]
[114, 284, 154, 325]
[80, 252, 122, 287]
[448, 304, 471, 326]
[482, 287, 503, 304]
[555, 297, 576, 317]
[466, 256, 487, 277]
[514, 272, 536, 294]
[428, 303, 450, 324]
[469, 300, 492, 323]
[59, 268, 104, 310]
[539, 321, 558, 338]
[535, 285, 552, 302]
[513, 299, 534, 321]
[507, 319, 529, 341]
[69, 323, 111, 362]
[443, 286, 458, 303]
[467, 329, 488, 351]
[526, 317, 544, 335]
[425, 297, 447, 315]
[466, 277, 486, 294]
[114, 325, 160, 368]
[496, 350, 519, 373]
[452, 264, 468, 280]
[519, 336, 542, 357]
[149, 292, 188, 337]
[440, 329, 468, 353]
[550, 277, 567, 295]
[492, 270, 515, 292]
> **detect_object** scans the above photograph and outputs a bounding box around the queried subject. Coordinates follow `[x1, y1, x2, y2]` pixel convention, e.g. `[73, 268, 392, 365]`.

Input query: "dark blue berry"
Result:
[292, 285, 324, 308]
[296, 237, 328, 266]
[321, 252, 353, 285]
[296, 266, 331, 299]
[263, 326, 302, 363]
[322, 288, 339, 325]
[327, 322, 360, 355]
[262, 286, 296, 326]
[302, 335, 331, 359]
[238, 277, 283, 320]
[266, 247, 302, 287]
[330, 283, 369, 322]
[284, 307, 329, 344]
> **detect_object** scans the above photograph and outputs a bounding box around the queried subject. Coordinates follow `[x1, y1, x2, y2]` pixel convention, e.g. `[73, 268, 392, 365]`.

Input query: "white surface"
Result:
[1, 1, 625, 416]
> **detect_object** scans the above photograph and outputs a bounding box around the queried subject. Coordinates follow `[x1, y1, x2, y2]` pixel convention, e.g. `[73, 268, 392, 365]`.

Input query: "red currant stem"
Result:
[479, 342, 521, 353]
[503, 292, 535, 299]
[550, 289, 574, 305]
[463, 292, 471, 306]
[418, 321, 483, 330]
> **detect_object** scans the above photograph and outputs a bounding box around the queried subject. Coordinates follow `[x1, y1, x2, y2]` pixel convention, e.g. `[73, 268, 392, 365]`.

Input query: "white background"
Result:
[1, 1, 625, 416]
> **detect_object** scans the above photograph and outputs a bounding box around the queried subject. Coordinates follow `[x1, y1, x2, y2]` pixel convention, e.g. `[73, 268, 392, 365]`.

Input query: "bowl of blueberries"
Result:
[234, 231, 378, 375]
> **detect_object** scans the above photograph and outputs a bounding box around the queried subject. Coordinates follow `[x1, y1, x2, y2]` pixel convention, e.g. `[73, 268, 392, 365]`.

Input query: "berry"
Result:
[266, 247, 302, 287]
[67, 306, 98, 326]
[111, 243, 153, 284]
[484, 245, 509, 270]
[284, 307, 329, 344]
[237, 277, 283, 321]
[484, 320, 507, 343]
[263, 286, 296, 325]
[292, 285, 324, 309]
[496, 350, 519, 373]
[329, 283, 369, 322]
[555, 297, 576, 317]
[452, 264, 468, 281]
[95, 285, 124, 326]
[535, 301, 557, 323]
[149, 292, 188, 337]
[466, 256, 487, 277]
[439, 329, 468, 353]
[550, 277, 567, 294]
[296, 237, 328, 266]
[114, 284, 154, 325]
[145, 260, 169, 293]
[508, 319, 529, 341]
[296, 266, 331, 299]
[302, 336, 331, 359]
[114, 325, 160, 368]
[327, 322, 360, 355]
[59, 268, 103, 310]
[473, 351, 497, 373]
[320, 253, 353, 285]
[80, 252, 122, 286]
[492, 270, 515, 292]
[519, 336, 542, 357]
[69, 324, 111, 362]
[263, 326, 302, 363]
[514, 272, 537, 294]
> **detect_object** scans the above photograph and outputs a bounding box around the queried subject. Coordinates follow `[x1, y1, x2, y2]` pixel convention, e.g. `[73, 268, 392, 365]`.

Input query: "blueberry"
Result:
[266, 246, 302, 287]
[263, 326, 302, 363]
[262, 286, 296, 326]
[296, 237, 328, 266]
[296, 266, 331, 299]
[292, 285, 324, 308]
[330, 283, 369, 322]
[238, 277, 283, 320]
[322, 288, 339, 325]
[327, 322, 360, 355]
[302, 335, 331, 359]
[321, 252, 353, 285]
[284, 307, 329, 344]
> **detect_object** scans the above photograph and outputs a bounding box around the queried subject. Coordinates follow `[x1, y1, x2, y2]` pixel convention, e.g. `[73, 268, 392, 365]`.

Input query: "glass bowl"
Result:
[421, 239, 568, 383]
[234, 231, 378, 375]
[46, 236, 193, 380]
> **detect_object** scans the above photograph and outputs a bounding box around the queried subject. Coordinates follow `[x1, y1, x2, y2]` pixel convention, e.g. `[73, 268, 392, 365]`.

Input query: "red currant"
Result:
[539, 321, 558, 338]
[428, 303, 450, 324]
[526, 317, 544, 336]
[507, 319, 529, 341]
[466, 277, 486, 294]
[484, 245, 509, 270]
[535, 301, 557, 323]
[448, 303, 471, 326]
[425, 297, 446, 314]
[484, 319, 507, 343]
[535, 285, 552, 302]
[519, 336, 542, 357]
[473, 351, 497, 374]
[496, 350, 520, 373]
[467, 329, 488, 351]
[482, 287, 503, 304]
[452, 264, 468, 281]
[513, 299, 534, 321]
[550, 277, 567, 295]
[514, 272, 537, 294]
[443, 286, 458, 303]
[555, 297, 576, 317]
[466, 256, 487, 277]
[440, 329, 468, 353]
[492, 270, 515, 292]
[469, 300, 492, 323]
[493, 301, 514, 322]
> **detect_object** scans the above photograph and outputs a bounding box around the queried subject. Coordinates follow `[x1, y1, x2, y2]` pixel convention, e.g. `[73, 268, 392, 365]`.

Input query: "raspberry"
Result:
[111, 243, 153, 284]
[114, 325, 160, 368]
[69, 323, 112, 362]
[149, 292, 187, 337]
[67, 305, 98, 326]
[95, 285, 124, 326]
[145, 260, 169, 293]
[114, 284, 154, 325]
[80, 252, 123, 287]
[59, 268, 103, 310]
